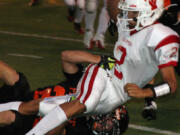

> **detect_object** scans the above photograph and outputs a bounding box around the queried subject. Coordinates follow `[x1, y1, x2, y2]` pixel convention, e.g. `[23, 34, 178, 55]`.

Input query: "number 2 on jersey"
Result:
[114, 46, 127, 80]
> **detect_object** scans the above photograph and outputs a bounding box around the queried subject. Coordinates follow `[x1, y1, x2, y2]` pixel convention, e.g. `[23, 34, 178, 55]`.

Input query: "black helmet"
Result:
[89, 105, 129, 135]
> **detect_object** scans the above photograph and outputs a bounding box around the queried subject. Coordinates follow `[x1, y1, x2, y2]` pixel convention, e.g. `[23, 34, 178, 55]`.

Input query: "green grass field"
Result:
[0, 0, 180, 134]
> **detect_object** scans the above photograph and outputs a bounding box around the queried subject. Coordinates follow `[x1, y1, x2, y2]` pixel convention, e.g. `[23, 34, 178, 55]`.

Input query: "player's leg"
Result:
[61, 50, 101, 73]
[64, 0, 76, 22]
[0, 111, 15, 127]
[74, 7, 85, 34]
[72, 0, 85, 34]
[46, 123, 67, 135]
[0, 61, 19, 86]
[83, 0, 98, 49]
[0, 110, 36, 135]
[93, 0, 109, 49]
[26, 65, 107, 135]
[26, 99, 85, 135]
[0, 61, 30, 102]
[61, 50, 101, 87]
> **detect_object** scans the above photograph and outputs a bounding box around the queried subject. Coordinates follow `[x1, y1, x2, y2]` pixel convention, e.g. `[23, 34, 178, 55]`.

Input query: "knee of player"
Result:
[77, 1, 85, 10]
[0, 111, 16, 126]
[64, 0, 75, 6]
[19, 99, 41, 115]
[61, 51, 71, 61]
[71, 99, 86, 113]
[85, 0, 97, 13]
[78, 99, 97, 114]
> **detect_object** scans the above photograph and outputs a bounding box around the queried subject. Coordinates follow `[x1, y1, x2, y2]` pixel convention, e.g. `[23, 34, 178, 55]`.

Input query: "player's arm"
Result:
[124, 83, 154, 98]
[61, 50, 101, 64]
[61, 50, 115, 73]
[124, 66, 177, 98]
[125, 40, 179, 98]
[61, 50, 101, 74]
[160, 66, 177, 93]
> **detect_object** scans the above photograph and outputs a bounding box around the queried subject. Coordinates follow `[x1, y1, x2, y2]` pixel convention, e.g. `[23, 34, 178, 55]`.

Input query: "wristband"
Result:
[151, 83, 171, 98]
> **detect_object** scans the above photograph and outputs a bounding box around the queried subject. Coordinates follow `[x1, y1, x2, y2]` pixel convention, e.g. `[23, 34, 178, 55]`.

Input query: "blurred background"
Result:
[0, 0, 179, 134]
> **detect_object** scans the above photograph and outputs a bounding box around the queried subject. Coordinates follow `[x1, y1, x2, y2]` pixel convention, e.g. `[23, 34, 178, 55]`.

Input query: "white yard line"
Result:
[129, 124, 180, 135]
[0, 30, 113, 46]
[0, 30, 83, 43]
[8, 53, 44, 59]
[2, 30, 180, 135]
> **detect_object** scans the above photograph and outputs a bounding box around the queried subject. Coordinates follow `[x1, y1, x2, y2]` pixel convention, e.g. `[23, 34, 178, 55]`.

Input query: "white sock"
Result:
[26, 106, 68, 135]
[85, 10, 97, 31]
[0, 101, 22, 112]
[96, 7, 109, 35]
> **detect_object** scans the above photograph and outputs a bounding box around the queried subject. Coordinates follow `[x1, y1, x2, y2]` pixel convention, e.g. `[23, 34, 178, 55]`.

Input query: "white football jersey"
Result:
[110, 23, 179, 104]
[74, 23, 179, 115]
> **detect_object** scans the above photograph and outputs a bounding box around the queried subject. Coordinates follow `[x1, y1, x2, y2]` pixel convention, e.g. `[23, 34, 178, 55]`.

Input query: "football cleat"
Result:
[84, 31, 94, 49]
[74, 23, 84, 35]
[142, 101, 157, 120]
[93, 34, 105, 49]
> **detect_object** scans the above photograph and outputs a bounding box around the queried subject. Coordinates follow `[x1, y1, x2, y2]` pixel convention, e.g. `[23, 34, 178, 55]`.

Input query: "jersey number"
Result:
[114, 46, 127, 80]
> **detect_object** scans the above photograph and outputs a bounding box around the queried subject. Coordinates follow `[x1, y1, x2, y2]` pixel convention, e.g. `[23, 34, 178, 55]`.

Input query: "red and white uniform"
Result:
[77, 23, 179, 115]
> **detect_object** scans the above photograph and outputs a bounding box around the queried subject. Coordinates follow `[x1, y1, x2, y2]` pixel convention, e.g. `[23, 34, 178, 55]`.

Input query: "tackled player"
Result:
[25, 0, 179, 134]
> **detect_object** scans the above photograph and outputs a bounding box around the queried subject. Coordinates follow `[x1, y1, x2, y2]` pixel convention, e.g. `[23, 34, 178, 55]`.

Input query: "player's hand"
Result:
[124, 83, 145, 98]
[98, 55, 115, 70]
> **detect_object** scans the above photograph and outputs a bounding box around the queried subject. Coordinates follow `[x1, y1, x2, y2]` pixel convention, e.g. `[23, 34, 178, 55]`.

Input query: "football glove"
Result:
[142, 99, 157, 121]
[98, 55, 116, 70]
[141, 84, 157, 120]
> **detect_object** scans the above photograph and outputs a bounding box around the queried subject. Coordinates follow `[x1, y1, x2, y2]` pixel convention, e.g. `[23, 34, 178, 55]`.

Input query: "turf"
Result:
[0, 0, 180, 134]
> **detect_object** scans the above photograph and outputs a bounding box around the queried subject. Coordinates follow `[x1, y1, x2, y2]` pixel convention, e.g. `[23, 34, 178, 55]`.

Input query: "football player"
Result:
[0, 55, 129, 135]
[142, 0, 180, 121]
[84, 0, 110, 49]
[64, 0, 85, 34]
[0, 61, 86, 135]
[107, 0, 180, 121]
[24, 0, 179, 134]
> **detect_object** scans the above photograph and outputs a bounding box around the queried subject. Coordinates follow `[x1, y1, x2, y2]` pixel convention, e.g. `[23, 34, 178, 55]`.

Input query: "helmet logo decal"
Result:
[129, 4, 137, 8]
[148, 0, 157, 10]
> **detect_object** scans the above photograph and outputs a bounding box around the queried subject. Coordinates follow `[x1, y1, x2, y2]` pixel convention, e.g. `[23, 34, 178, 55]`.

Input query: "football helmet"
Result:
[89, 105, 129, 135]
[117, 0, 165, 31]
